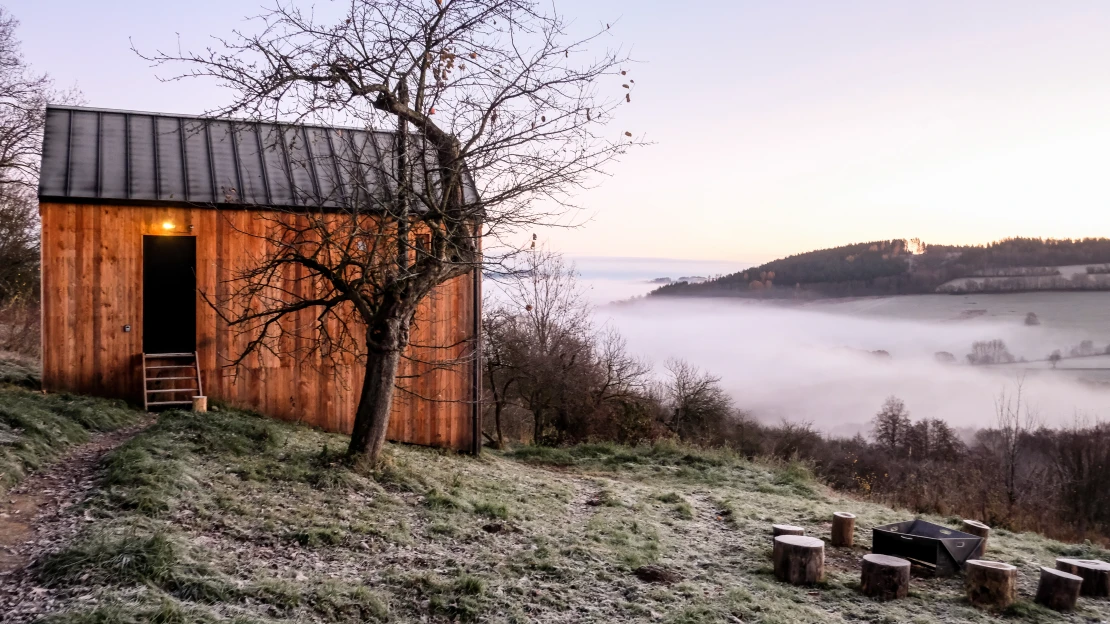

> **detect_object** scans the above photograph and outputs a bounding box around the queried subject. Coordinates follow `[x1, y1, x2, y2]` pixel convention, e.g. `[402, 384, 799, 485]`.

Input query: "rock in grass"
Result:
[634, 565, 680, 584]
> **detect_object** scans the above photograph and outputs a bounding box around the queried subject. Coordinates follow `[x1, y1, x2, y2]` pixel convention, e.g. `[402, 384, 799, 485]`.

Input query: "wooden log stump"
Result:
[860, 554, 910, 601]
[192, 396, 208, 413]
[961, 519, 990, 558]
[831, 512, 856, 547]
[965, 560, 1017, 609]
[1036, 566, 1083, 611]
[773, 535, 825, 585]
[772, 524, 805, 538]
[1056, 558, 1110, 597]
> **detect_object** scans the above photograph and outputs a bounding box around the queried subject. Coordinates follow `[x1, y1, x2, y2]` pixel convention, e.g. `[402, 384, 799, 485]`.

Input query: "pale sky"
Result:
[10, 0, 1110, 262]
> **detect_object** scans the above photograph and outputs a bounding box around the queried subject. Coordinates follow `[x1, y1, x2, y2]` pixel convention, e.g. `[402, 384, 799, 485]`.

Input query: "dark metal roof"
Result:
[39, 105, 475, 209]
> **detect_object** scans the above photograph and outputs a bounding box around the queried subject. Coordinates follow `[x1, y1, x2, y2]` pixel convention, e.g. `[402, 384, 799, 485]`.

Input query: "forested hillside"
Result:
[651, 237, 1110, 299]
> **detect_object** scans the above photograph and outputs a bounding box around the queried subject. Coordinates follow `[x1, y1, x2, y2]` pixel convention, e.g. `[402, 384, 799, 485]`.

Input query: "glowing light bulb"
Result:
[162, 221, 175, 230]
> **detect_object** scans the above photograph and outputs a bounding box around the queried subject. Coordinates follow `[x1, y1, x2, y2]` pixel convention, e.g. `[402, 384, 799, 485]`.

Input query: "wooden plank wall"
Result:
[40, 202, 476, 452]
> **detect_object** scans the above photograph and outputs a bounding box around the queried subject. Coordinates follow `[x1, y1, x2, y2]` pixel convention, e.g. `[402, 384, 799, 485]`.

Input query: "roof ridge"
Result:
[44, 103, 393, 135]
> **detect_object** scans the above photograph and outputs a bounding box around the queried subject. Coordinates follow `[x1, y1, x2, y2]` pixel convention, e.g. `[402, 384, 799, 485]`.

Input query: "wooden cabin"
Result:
[37, 105, 480, 453]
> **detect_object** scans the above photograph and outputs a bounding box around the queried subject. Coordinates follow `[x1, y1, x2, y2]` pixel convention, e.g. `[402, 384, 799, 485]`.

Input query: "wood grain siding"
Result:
[40, 202, 476, 452]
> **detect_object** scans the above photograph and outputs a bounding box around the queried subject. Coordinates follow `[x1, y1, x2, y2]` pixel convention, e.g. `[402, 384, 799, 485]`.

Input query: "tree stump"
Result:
[773, 535, 824, 585]
[831, 512, 856, 547]
[965, 560, 1017, 609]
[1036, 566, 1083, 611]
[192, 396, 208, 412]
[772, 524, 804, 538]
[961, 519, 990, 558]
[860, 554, 910, 601]
[1056, 558, 1110, 597]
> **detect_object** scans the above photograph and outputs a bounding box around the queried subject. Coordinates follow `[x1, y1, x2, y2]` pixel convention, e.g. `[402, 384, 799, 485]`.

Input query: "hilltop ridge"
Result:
[650, 237, 1110, 299]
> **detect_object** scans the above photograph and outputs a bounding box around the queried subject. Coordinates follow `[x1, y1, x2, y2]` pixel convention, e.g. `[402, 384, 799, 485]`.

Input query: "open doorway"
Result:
[143, 235, 197, 354]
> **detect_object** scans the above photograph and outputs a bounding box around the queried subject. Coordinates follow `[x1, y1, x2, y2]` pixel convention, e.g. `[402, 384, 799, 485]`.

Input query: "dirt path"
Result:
[0, 418, 154, 577]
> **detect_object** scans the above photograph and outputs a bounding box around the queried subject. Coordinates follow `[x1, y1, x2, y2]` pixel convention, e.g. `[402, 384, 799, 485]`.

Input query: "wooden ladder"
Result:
[142, 352, 203, 411]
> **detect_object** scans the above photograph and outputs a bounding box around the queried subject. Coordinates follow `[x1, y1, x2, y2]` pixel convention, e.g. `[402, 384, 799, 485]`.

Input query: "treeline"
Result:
[483, 252, 1110, 543]
[0, 10, 65, 358]
[651, 237, 1110, 299]
[483, 250, 721, 448]
[763, 395, 1110, 543]
[957, 237, 1110, 270]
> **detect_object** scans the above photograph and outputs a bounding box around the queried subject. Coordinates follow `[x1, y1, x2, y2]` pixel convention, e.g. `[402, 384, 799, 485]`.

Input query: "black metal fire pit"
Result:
[872, 519, 983, 576]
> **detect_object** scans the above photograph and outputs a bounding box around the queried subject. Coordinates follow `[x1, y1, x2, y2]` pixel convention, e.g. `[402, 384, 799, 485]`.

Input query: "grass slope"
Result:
[0, 378, 141, 494]
[25, 406, 1110, 623]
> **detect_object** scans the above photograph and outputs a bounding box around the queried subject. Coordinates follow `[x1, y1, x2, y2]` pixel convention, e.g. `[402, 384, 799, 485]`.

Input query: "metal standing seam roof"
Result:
[38, 105, 477, 209]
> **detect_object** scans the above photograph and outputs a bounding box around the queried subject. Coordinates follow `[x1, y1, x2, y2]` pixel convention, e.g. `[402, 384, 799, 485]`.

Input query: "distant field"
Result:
[806, 291, 1110, 333]
[936, 265, 1110, 294]
[806, 292, 1110, 383]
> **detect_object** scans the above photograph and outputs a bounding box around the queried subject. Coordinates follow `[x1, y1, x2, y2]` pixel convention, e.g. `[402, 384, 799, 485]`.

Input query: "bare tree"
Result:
[871, 396, 910, 454]
[0, 8, 79, 357]
[484, 248, 652, 445]
[0, 8, 77, 189]
[0, 184, 36, 301]
[904, 417, 964, 462]
[966, 339, 1016, 365]
[662, 358, 733, 444]
[993, 376, 1040, 511]
[1051, 415, 1110, 538]
[493, 248, 589, 444]
[142, 0, 639, 462]
[0, 8, 77, 305]
[481, 305, 521, 448]
[1048, 350, 1062, 368]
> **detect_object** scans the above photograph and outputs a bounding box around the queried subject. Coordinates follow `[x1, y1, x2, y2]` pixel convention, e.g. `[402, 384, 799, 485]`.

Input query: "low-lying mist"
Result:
[598, 295, 1110, 436]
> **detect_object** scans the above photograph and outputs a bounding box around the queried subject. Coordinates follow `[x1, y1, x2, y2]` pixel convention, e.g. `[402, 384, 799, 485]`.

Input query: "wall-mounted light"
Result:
[162, 220, 175, 231]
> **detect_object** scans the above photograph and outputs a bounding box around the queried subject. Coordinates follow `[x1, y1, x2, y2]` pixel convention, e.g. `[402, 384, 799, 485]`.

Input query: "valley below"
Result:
[599, 291, 1110, 436]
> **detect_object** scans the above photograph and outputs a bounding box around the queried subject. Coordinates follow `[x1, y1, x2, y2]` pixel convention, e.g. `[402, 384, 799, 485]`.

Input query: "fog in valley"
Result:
[584, 271, 1110, 437]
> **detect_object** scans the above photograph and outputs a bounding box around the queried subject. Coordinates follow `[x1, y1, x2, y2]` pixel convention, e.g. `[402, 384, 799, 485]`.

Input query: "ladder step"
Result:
[142, 351, 201, 412]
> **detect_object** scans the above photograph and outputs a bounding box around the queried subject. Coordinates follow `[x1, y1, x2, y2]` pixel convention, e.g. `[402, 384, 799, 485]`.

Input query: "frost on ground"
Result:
[1, 402, 1108, 623]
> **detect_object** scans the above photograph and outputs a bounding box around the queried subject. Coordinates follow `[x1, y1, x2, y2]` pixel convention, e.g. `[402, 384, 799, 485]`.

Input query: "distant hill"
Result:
[650, 237, 1110, 299]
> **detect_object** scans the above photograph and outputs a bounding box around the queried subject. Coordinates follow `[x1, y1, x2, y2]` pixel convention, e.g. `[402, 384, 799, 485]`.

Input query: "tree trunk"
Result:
[347, 318, 410, 463]
[493, 400, 504, 449]
[773, 535, 824, 585]
[1036, 566, 1082, 611]
[961, 520, 990, 559]
[532, 407, 544, 445]
[1056, 558, 1110, 597]
[965, 560, 1017, 608]
[772, 524, 804, 538]
[861, 554, 910, 601]
[831, 512, 856, 547]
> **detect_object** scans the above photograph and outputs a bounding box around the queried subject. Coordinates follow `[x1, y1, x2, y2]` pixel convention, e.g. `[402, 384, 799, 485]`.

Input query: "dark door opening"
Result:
[143, 235, 197, 354]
